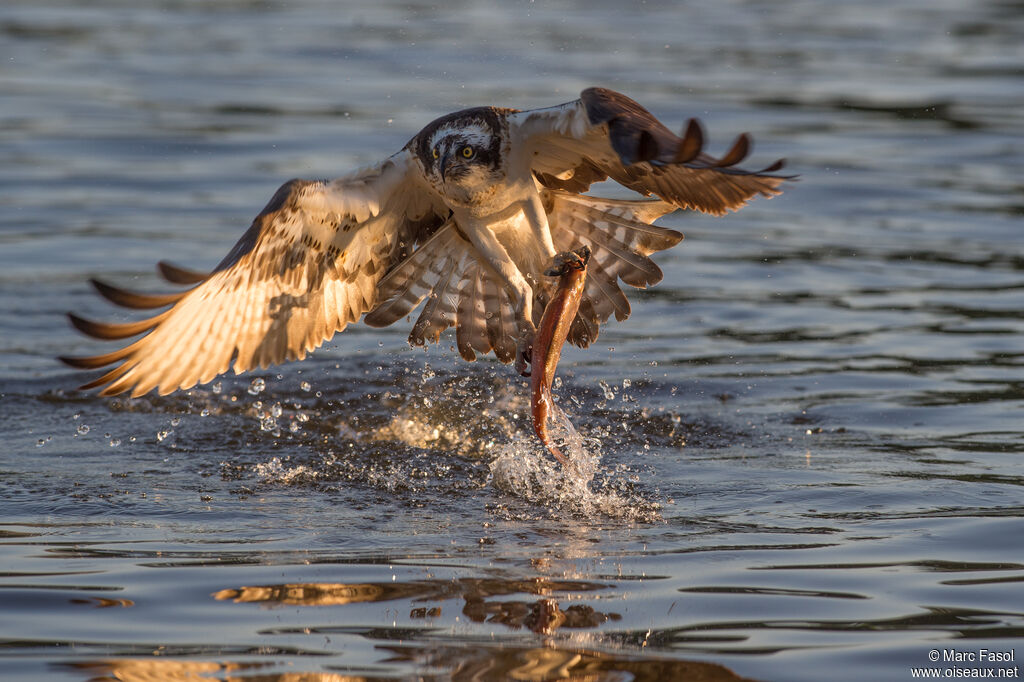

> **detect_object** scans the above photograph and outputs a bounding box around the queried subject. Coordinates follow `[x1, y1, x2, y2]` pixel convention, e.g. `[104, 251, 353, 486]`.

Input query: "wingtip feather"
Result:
[157, 261, 209, 285]
[91, 278, 187, 309]
[67, 310, 167, 341]
[715, 133, 751, 168]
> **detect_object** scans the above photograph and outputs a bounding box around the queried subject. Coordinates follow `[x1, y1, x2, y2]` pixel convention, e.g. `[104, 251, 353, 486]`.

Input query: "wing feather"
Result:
[511, 87, 794, 216]
[454, 265, 490, 361]
[62, 151, 446, 396]
[408, 256, 460, 347]
[157, 261, 208, 285]
[544, 190, 684, 347]
[363, 220, 460, 329]
[90, 279, 187, 309]
[365, 223, 524, 364]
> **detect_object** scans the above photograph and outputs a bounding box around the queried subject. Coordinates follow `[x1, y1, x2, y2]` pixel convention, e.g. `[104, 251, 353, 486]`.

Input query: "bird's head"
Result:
[412, 107, 508, 206]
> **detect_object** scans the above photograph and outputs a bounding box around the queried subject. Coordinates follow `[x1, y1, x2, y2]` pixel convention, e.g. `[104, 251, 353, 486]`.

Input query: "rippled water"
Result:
[2, 1, 1022, 680]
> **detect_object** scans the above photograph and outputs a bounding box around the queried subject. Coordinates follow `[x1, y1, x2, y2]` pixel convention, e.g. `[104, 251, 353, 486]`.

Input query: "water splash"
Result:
[489, 404, 661, 523]
[102, 362, 662, 520]
[253, 456, 322, 485]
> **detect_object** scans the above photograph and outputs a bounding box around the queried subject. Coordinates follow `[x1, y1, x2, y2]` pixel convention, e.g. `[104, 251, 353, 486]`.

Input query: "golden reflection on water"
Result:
[214, 582, 389, 606]
[213, 577, 620, 634]
[67, 650, 756, 682]
[67, 659, 275, 681]
[69, 597, 135, 608]
[201, 579, 757, 679]
[72, 660, 375, 681]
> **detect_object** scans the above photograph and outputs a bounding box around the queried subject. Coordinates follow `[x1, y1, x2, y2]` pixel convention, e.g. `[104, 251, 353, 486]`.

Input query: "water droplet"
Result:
[622, 378, 632, 389]
[76, 424, 90, 436]
[156, 430, 170, 442]
[170, 417, 181, 427]
[248, 378, 265, 395]
[300, 381, 311, 392]
[109, 438, 121, 447]
[270, 403, 283, 418]
[200, 408, 210, 417]
[599, 380, 615, 401]
[35, 438, 47, 447]
[211, 381, 222, 394]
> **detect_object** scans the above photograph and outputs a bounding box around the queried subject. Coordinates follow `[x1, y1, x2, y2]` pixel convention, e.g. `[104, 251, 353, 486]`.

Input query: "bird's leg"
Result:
[461, 220, 537, 375]
[512, 194, 560, 375]
[522, 194, 557, 260]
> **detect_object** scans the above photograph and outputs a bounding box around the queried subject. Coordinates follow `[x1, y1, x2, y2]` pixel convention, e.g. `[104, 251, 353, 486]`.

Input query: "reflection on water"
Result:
[215, 577, 621, 633]
[66, 660, 270, 682]
[66, 649, 757, 682]
[3, 516, 1023, 680]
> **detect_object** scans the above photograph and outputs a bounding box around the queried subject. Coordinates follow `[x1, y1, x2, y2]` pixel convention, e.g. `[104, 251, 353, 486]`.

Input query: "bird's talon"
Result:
[515, 334, 534, 377]
[516, 342, 533, 377]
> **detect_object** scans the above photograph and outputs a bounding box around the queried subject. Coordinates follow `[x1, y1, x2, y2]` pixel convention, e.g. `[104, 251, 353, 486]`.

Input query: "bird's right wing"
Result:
[61, 151, 447, 397]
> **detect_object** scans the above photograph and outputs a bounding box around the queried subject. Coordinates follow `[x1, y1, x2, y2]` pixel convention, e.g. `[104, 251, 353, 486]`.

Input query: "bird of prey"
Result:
[61, 87, 792, 397]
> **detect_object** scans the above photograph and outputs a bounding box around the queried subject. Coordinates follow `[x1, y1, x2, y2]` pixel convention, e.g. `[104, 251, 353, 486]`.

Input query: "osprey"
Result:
[62, 88, 792, 397]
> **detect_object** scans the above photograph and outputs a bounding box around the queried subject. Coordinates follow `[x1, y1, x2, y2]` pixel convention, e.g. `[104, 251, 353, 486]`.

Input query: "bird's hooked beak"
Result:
[439, 152, 453, 182]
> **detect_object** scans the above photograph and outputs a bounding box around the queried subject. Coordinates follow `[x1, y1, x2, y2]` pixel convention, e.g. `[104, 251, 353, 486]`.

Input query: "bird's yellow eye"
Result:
[432, 147, 439, 160]
[461, 145, 474, 158]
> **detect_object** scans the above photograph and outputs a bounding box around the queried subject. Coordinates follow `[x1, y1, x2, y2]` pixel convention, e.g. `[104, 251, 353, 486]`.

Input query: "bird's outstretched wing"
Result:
[61, 152, 446, 397]
[510, 87, 793, 215]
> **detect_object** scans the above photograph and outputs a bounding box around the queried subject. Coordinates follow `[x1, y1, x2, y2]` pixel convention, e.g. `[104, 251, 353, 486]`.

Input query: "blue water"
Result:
[1, 1, 1022, 680]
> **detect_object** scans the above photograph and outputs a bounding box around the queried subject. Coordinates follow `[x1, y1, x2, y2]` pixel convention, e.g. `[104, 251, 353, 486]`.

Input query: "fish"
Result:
[530, 245, 591, 465]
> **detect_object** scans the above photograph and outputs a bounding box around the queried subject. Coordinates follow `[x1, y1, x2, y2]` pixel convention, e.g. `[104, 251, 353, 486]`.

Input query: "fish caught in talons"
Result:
[529, 245, 591, 465]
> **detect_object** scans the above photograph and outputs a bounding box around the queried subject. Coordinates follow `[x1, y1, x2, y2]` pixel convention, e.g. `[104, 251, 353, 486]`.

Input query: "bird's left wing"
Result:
[61, 151, 446, 397]
[509, 87, 794, 216]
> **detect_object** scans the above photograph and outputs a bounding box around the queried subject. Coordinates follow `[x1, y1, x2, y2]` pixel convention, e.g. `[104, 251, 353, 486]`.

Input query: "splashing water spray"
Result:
[489, 245, 656, 519]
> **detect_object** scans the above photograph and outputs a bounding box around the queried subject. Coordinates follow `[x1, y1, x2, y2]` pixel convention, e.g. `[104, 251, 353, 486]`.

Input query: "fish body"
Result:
[530, 246, 591, 464]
